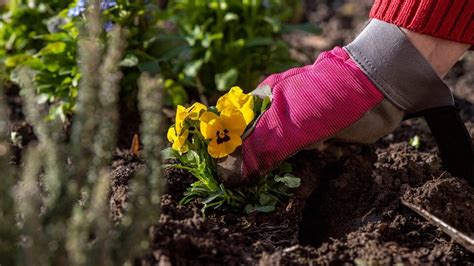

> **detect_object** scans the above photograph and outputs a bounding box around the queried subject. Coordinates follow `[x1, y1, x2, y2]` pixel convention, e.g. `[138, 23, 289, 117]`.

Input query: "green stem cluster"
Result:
[0, 1, 166, 265]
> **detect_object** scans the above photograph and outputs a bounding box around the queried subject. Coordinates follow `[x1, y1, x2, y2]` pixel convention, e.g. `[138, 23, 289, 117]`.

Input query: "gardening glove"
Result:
[218, 19, 457, 186]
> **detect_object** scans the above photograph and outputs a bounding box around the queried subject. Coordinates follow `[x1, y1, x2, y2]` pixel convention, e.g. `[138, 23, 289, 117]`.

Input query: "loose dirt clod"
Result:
[401, 198, 474, 253]
[402, 177, 474, 237]
[109, 141, 474, 265]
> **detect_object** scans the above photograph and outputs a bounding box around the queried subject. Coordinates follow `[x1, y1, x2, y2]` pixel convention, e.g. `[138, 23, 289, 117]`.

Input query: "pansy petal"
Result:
[199, 112, 219, 139]
[207, 133, 242, 158]
[240, 101, 254, 125]
[217, 86, 242, 111]
[230, 86, 252, 107]
[216, 86, 254, 125]
[225, 133, 243, 152]
[186, 102, 207, 120]
[207, 140, 224, 158]
[205, 119, 223, 141]
[173, 141, 188, 153]
[216, 97, 233, 112]
[175, 105, 187, 133]
[167, 126, 177, 143]
[220, 110, 247, 136]
[176, 129, 189, 146]
[200, 111, 219, 123]
[169, 127, 189, 153]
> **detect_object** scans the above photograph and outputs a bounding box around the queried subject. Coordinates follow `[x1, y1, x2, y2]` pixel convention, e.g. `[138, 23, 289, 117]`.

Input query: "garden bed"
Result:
[5, 0, 474, 264]
[105, 50, 474, 263]
[106, 2, 474, 262]
[109, 119, 474, 264]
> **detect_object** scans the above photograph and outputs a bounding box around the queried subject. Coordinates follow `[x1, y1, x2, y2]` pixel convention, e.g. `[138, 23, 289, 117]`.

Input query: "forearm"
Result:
[402, 29, 470, 78]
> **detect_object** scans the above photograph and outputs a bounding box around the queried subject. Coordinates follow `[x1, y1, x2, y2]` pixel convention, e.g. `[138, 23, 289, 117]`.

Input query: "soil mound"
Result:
[402, 177, 474, 236]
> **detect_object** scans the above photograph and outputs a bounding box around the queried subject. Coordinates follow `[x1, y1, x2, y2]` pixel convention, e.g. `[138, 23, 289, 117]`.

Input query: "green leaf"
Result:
[224, 13, 239, 22]
[207, 106, 219, 115]
[143, 34, 186, 50]
[183, 59, 203, 78]
[202, 33, 223, 48]
[39, 42, 66, 55]
[183, 150, 200, 164]
[137, 61, 160, 74]
[164, 79, 189, 106]
[409, 135, 421, 149]
[245, 37, 273, 48]
[261, 96, 271, 113]
[5, 54, 33, 68]
[245, 204, 255, 213]
[202, 192, 223, 204]
[161, 147, 178, 160]
[259, 193, 275, 206]
[215, 68, 238, 92]
[263, 16, 281, 32]
[275, 174, 301, 188]
[255, 205, 275, 212]
[35, 32, 72, 42]
[120, 53, 139, 67]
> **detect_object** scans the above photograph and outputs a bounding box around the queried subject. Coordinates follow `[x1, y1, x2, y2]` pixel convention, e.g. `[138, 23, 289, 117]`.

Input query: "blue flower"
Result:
[104, 21, 114, 32]
[67, 0, 117, 17]
[67, 5, 86, 17]
[100, 0, 117, 10]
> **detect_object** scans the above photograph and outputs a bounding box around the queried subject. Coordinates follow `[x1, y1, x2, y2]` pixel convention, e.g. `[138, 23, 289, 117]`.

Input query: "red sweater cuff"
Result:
[370, 0, 473, 45]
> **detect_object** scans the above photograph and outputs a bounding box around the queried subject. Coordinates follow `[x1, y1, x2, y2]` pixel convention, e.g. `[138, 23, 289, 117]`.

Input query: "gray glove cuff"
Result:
[344, 19, 454, 114]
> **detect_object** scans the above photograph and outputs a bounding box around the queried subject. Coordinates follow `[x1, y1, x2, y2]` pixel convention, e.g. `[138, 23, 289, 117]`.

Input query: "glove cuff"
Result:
[344, 19, 454, 114]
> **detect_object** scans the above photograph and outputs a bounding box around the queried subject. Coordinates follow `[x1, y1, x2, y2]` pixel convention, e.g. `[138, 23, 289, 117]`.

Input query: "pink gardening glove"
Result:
[218, 20, 454, 187]
[217, 46, 396, 186]
[243, 47, 385, 177]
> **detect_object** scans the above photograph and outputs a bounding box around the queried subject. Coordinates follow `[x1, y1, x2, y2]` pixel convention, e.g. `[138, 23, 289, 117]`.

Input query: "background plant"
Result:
[3, 0, 174, 120]
[0, 1, 165, 264]
[157, 0, 311, 101]
[0, 0, 69, 59]
[2, 0, 316, 121]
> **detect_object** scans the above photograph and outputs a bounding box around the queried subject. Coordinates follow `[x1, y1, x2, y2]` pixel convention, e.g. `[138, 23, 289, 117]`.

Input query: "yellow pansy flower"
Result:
[185, 102, 207, 120]
[216, 86, 254, 125]
[168, 102, 206, 153]
[200, 110, 246, 158]
[175, 102, 207, 133]
[167, 125, 189, 153]
[174, 105, 187, 134]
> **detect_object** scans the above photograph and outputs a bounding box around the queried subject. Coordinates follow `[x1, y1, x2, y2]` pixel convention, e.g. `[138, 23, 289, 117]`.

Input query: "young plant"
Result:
[158, 0, 300, 97]
[165, 87, 300, 213]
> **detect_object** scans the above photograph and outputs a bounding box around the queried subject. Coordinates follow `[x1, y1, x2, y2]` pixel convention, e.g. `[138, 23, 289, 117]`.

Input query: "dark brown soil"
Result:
[5, 0, 474, 264]
[402, 177, 474, 236]
[4, 83, 37, 163]
[109, 149, 143, 223]
[109, 135, 474, 265]
[107, 1, 474, 264]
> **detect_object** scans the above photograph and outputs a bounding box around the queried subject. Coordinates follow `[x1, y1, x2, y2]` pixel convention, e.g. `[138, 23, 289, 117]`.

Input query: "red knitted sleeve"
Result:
[370, 0, 473, 45]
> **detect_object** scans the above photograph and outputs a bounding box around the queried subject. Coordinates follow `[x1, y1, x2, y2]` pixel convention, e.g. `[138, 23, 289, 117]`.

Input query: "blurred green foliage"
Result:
[158, 0, 301, 95]
[0, 1, 69, 58]
[1, 0, 315, 120]
[0, 1, 166, 262]
[0, 1, 315, 263]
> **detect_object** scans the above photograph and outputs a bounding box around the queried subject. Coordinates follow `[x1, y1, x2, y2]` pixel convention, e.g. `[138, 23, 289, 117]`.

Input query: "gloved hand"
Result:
[218, 20, 455, 186]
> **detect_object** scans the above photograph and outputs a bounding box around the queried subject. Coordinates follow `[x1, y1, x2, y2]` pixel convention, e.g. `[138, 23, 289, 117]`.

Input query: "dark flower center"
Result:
[216, 129, 230, 144]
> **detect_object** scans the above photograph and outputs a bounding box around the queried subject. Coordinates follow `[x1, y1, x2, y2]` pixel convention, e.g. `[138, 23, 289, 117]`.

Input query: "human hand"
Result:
[217, 20, 455, 186]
